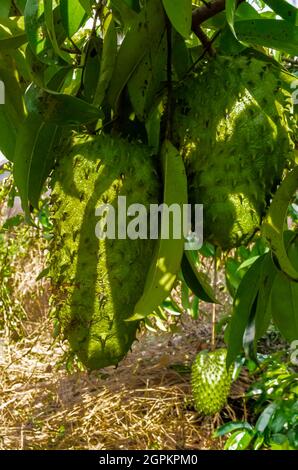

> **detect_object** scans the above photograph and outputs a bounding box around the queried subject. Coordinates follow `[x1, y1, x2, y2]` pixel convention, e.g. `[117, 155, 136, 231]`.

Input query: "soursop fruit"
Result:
[191, 348, 233, 416]
[50, 133, 160, 369]
[174, 54, 296, 249]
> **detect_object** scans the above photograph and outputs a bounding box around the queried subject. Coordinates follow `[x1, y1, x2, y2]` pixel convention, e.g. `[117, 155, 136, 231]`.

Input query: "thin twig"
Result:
[211, 256, 217, 350]
[193, 26, 216, 56]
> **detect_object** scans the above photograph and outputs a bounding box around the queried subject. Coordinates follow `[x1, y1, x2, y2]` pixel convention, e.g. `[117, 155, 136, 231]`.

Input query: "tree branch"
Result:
[192, 0, 245, 32]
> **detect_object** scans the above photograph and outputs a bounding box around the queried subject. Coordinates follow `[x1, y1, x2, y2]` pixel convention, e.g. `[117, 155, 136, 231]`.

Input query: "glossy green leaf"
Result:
[0, 52, 26, 161]
[190, 295, 199, 320]
[215, 421, 253, 437]
[25, 1, 67, 64]
[128, 30, 167, 120]
[253, 434, 265, 450]
[110, 0, 138, 26]
[44, 0, 72, 64]
[253, 255, 276, 341]
[225, 258, 242, 296]
[0, 112, 17, 162]
[235, 19, 298, 56]
[24, 0, 47, 56]
[172, 31, 191, 79]
[227, 255, 267, 368]
[79, 0, 92, 16]
[93, 16, 117, 107]
[60, 0, 87, 37]
[226, 0, 238, 37]
[263, 1, 298, 24]
[224, 430, 254, 450]
[181, 251, 219, 304]
[81, 35, 102, 104]
[108, 0, 166, 109]
[25, 84, 102, 125]
[236, 2, 260, 20]
[262, 166, 298, 281]
[256, 403, 278, 432]
[271, 271, 298, 342]
[0, 17, 27, 49]
[162, 0, 192, 38]
[13, 113, 60, 213]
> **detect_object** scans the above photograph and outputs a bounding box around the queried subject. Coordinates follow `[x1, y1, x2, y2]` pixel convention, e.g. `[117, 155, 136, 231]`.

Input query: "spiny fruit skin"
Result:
[191, 349, 233, 416]
[174, 54, 295, 250]
[50, 133, 160, 370]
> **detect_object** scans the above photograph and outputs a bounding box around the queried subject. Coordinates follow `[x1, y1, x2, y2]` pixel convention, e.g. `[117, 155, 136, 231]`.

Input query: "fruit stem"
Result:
[211, 256, 217, 350]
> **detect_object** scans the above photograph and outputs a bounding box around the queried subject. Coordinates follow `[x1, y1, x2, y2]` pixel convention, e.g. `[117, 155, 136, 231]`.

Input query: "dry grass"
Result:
[0, 195, 249, 450]
[0, 308, 251, 450]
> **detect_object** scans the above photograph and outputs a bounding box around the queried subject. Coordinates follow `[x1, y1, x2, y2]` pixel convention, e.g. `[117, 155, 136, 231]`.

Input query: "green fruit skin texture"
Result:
[174, 55, 295, 249]
[191, 348, 233, 416]
[50, 134, 160, 369]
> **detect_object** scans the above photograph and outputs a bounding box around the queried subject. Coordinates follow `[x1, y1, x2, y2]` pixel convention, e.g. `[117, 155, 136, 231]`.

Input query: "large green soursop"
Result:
[191, 349, 233, 415]
[174, 55, 295, 249]
[50, 134, 160, 369]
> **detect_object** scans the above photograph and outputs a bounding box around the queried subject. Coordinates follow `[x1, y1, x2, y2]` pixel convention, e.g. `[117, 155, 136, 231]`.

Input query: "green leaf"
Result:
[0, 0, 11, 18]
[253, 255, 276, 340]
[226, 255, 267, 368]
[128, 29, 167, 120]
[236, 2, 260, 20]
[271, 271, 298, 342]
[79, 0, 92, 17]
[13, 113, 60, 214]
[0, 111, 17, 161]
[15, 0, 27, 14]
[60, 0, 87, 37]
[0, 17, 27, 49]
[181, 281, 190, 312]
[237, 255, 260, 272]
[44, 0, 72, 64]
[215, 421, 253, 437]
[2, 214, 24, 230]
[81, 35, 102, 104]
[225, 258, 242, 296]
[226, 0, 238, 38]
[0, 52, 26, 161]
[35, 267, 50, 282]
[145, 105, 162, 153]
[181, 251, 219, 304]
[263, 1, 298, 24]
[130, 140, 188, 321]
[162, 0, 192, 38]
[235, 19, 298, 56]
[25, 84, 102, 126]
[190, 295, 199, 320]
[110, 0, 138, 26]
[93, 15, 117, 107]
[253, 434, 264, 450]
[107, 0, 166, 109]
[172, 31, 191, 79]
[262, 166, 298, 281]
[24, 0, 47, 57]
[256, 403, 278, 433]
[224, 430, 254, 450]
[25, 1, 67, 65]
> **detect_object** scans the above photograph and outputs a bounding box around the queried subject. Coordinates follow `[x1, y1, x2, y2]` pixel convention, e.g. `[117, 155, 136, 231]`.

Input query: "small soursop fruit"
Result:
[191, 348, 233, 415]
[50, 133, 160, 369]
[174, 54, 296, 249]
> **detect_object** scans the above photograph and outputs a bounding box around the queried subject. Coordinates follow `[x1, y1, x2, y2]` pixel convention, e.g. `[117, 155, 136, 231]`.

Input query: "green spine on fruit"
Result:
[174, 55, 296, 249]
[50, 133, 160, 369]
[191, 348, 233, 416]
